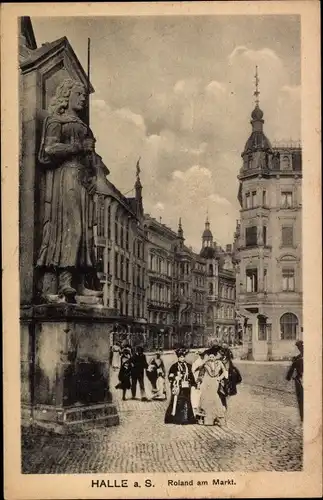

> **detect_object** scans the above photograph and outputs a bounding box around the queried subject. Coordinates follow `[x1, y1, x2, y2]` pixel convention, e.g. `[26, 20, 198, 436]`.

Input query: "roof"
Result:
[202, 228, 213, 239]
[20, 36, 94, 94]
[243, 131, 272, 154]
[200, 246, 217, 259]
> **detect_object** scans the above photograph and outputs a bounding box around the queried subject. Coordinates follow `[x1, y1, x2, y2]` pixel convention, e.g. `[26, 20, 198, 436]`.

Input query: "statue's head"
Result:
[48, 79, 86, 115]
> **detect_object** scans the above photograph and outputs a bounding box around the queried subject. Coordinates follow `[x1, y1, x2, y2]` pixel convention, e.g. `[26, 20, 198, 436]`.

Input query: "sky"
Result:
[32, 15, 301, 252]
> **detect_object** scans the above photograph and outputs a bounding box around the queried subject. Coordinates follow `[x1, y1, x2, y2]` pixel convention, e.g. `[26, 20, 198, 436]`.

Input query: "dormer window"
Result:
[281, 155, 291, 170]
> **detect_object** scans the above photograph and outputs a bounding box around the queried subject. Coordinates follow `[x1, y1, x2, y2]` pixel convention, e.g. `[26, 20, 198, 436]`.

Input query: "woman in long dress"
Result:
[111, 343, 121, 371]
[164, 348, 196, 425]
[197, 346, 228, 426]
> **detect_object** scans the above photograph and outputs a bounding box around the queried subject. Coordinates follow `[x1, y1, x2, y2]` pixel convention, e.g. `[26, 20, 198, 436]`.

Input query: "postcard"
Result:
[2, 1, 322, 498]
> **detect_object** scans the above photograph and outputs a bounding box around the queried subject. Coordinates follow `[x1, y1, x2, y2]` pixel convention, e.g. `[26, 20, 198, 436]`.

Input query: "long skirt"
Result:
[164, 388, 196, 425]
[112, 351, 121, 370]
[199, 376, 226, 425]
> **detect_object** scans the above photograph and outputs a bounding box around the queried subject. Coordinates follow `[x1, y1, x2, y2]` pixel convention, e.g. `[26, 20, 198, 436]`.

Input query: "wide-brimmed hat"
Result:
[175, 347, 189, 357]
[205, 345, 221, 356]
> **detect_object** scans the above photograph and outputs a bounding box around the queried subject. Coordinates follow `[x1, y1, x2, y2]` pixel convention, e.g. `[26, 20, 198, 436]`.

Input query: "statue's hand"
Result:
[83, 138, 96, 153]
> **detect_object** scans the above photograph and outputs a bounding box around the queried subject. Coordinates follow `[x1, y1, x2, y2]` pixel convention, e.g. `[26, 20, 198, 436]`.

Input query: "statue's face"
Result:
[68, 85, 86, 112]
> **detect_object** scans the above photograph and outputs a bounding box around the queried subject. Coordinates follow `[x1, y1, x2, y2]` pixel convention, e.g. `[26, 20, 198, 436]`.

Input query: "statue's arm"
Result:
[42, 121, 84, 161]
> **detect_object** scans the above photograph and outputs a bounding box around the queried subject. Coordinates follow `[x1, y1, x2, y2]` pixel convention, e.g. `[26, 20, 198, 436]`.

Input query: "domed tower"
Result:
[200, 216, 219, 344]
[235, 66, 303, 361]
[202, 214, 213, 248]
[241, 66, 273, 175]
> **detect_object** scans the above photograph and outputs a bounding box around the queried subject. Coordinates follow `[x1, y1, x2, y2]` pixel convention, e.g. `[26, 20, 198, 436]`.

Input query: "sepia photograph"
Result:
[2, 1, 322, 499]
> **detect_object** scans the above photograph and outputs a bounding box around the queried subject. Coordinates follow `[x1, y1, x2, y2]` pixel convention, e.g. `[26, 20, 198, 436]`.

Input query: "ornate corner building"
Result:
[200, 217, 236, 346]
[234, 69, 302, 361]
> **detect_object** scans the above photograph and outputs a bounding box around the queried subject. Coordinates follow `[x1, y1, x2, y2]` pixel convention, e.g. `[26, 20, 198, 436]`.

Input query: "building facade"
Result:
[200, 218, 236, 346]
[144, 215, 178, 350]
[144, 217, 207, 350]
[95, 162, 148, 345]
[234, 89, 302, 360]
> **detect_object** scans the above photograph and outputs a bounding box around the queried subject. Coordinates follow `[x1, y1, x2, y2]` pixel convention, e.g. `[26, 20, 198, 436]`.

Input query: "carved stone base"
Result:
[22, 403, 119, 434]
[21, 303, 120, 433]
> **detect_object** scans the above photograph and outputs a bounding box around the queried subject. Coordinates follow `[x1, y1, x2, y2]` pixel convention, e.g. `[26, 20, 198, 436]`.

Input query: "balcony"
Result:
[147, 299, 173, 310]
[148, 270, 172, 282]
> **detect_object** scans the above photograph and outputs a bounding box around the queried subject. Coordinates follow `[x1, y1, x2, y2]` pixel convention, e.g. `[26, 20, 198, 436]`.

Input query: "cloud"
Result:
[90, 43, 300, 251]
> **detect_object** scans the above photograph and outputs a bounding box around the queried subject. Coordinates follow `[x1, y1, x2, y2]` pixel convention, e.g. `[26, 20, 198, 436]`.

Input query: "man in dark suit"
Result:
[131, 346, 149, 401]
[286, 340, 304, 422]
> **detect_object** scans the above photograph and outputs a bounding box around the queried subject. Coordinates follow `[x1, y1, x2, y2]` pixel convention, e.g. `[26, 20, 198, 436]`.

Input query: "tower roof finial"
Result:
[254, 65, 260, 107]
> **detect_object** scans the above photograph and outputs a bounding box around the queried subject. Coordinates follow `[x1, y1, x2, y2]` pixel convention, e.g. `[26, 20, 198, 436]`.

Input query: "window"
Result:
[97, 196, 105, 237]
[262, 190, 267, 207]
[264, 269, 268, 292]
[126, 259, 129, 283]
[107, 206, 111, 239]
[115, 253, 119, 279]
[281, 156, 291, 170]
[280, 313, 298, 340]
[248, 156, 253, 169]
[263, 226, 267, 246]
[258, 322, 267, 341]
[282, 226, 294, 247]
[281, 191, 293, 208]
[96, 246, 104, 273]
[209, 264, 213, 276]
[120, 255, 124, 281]
[246, 192, 251, 208]
[126, 222, 129, 250]
[246, 268, 258, 292]
[282, 268, 295, 291]
[115, 219, 118, 245]
[252, 191, 257, 207]
[246, 226, 258, 247]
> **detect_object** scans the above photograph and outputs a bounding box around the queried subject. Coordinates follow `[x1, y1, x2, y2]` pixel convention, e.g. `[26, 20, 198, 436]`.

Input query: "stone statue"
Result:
[36, 78, 102, 303]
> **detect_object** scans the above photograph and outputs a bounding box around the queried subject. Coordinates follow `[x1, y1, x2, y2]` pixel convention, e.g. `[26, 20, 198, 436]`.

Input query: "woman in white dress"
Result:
[111, 342, 121, 371]
[197, 346, 228, 426]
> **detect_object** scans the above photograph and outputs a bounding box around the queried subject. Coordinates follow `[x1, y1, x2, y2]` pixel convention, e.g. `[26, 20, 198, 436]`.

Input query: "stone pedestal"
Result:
[21, 303, 120, 433]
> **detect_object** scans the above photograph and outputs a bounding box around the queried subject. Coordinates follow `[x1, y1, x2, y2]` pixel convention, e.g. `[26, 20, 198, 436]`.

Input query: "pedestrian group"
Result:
[112, 340, 303, 425]
[112, 342, 242, 427]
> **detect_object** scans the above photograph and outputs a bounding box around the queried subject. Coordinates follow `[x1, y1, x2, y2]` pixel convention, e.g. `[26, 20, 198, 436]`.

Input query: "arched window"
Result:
[209, 283, 213, 295]
[280, 313, 298, 340]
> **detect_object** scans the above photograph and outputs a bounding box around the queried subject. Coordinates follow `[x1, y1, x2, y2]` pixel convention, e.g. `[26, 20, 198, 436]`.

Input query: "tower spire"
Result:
[178, 217, 184, 242]
[134, 156, 143, 215]
[254, 65, 260, 107]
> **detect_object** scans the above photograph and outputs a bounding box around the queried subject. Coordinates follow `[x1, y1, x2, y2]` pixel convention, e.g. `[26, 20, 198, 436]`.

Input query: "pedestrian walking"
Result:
[286, 340, 304, 422]
[191, 350, 207, 414]
[164, 347, 196, 425]
[218, 344, 242, 409]
[111, 342, 122, 371]
[115, 356, 133, 400]
[197, 345, 228, 426]
[131, 346, 149, 401]
[147, 353, 166, 399]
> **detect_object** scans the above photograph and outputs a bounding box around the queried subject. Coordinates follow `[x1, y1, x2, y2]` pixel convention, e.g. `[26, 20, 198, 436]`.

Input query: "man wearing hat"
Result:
[286, 340, 304, 422]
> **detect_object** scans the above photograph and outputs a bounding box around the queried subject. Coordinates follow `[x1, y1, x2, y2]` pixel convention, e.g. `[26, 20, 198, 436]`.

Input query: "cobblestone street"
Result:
[22, 359, 302, 473]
